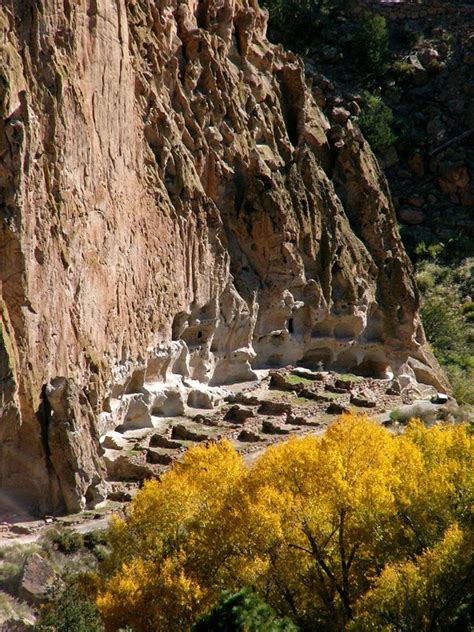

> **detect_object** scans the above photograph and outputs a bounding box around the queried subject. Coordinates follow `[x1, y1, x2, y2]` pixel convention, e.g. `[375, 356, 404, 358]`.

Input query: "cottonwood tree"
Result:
[95, 416, 473, 631]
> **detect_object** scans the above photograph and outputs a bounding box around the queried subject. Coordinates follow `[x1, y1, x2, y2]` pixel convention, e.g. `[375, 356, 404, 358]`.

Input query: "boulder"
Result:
[146, 449, 174, 465]
[224, 405, 256, 423]
[329, 107, 350, 125]
[419, 47, 439, 68]
[171, 424, 208, 442]
[258, 401, 292, 416]
[45, 377, 108, 512]
[19, 554, 56, 605]
[326, 402, 350, 415]
[350, 392, 377, 408]
[335, 378, 355, 391]
[261, 420, 290, 435]
[104, 454, 155, 481]
[149, 434, 182, 449]
[101, 432, 129, 450]
[238, 429, 262, 442]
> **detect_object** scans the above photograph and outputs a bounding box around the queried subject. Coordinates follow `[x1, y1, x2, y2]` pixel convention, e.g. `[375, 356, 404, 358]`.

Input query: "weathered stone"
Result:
[419, 47, 439, 68]
[329, 107, 351, 125]
[291, 367, 319, 380]
[149, 434, 182, 449]
[286, 414, 308, 425]
[146, 449, 174, 465]
[44, 378, 108, 513]
[262, 420, 290, 435]
[19, 554, 56, 605]
[325, 384, 348, 394]
[350, 393, 377, 408]
[386, 378, 402, 396]
[398, 208, 424, 225]
[258, 401, 292, 416]
[326, 402, 350, 415]
[431, 393, 449, 404]
[335, 379, 355, 391]
[238, 429, 262, 442]
[103, 454, 155, 482]
[224, 405, 256, 423]
[101, 432, 129, 451]
[269, 372, 294, 391]
[171, 424, 208, 442]
[314, 393, 341, 403]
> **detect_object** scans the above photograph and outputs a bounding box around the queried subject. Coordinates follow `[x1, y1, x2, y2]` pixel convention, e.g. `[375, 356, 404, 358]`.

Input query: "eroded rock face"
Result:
[0, 0, 444, 514]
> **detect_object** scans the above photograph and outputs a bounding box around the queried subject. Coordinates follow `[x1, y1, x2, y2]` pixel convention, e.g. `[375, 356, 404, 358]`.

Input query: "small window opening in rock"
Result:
[288, 318, 294, 334]
[197, 331, 202, 339]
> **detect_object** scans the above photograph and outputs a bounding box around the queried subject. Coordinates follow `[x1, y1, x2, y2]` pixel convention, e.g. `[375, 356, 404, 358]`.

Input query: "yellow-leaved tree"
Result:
[95, 415, 473, 631]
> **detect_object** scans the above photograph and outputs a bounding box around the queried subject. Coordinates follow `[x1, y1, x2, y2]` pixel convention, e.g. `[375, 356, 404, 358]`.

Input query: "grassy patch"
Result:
[266, 389, 292, 400]
[285, 375, 314, 385]
[337, 374, 363, 383]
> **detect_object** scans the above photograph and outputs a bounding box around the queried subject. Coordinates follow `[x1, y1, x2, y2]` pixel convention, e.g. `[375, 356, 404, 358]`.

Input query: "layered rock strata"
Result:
[0, 0, 444, 514]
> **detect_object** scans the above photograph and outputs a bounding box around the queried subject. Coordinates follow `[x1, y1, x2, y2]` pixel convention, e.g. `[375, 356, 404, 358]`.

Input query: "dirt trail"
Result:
[0, 516, 111, 549]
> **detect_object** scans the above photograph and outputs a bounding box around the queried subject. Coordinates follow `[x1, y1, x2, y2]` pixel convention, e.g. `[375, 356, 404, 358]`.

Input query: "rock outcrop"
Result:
[0, 0, 444, 515]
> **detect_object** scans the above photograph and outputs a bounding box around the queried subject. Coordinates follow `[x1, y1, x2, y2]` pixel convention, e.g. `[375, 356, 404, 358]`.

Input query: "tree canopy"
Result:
[94, 415, 473, 631]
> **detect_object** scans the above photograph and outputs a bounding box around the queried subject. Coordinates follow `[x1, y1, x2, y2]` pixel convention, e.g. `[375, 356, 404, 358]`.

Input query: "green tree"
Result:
[36, 581, 104, 632]
[192, 589, 298, 632]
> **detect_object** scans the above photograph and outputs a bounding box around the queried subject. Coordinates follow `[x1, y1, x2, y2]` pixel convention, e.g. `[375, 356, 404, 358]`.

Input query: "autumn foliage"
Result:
[95, 415, 473, 631]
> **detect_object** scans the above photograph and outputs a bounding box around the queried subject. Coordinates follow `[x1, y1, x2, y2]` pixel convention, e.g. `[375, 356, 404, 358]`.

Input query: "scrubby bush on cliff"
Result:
[93, 416, 473, 631]
[359, 92, 396, 152]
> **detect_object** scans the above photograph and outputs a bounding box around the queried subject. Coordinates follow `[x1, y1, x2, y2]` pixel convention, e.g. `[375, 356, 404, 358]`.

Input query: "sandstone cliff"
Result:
[0, 0, 444, 515]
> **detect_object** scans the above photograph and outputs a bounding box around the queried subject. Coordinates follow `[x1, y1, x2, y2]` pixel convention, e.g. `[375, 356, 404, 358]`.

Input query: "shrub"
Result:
[0, 544, 39, 596]
[462, 302, 474, 323]
[445, 365, 474, 406]
[416, 269, 436, 292]
[420, 293, 465, 354]
[43, 527, 84, 555]
[392, 60, 416, 78]
[353, 13, 389, 72]
[192, 589, 298, 631]
[0, 592, 33, 626]
[36, 581, 104, 632]
[84, 530, 110, 551]
[359, 92, 396, 151]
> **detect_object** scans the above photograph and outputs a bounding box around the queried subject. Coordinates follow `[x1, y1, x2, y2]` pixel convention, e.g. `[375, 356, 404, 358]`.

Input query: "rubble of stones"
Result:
[100, 368, 423, 502]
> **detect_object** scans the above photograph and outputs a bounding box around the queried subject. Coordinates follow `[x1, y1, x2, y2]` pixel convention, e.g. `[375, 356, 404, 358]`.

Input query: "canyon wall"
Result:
[0, 0, 444, 515]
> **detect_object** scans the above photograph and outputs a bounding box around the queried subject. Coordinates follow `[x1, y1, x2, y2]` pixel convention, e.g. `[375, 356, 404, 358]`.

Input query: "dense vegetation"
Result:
[85, 416, 473, 631]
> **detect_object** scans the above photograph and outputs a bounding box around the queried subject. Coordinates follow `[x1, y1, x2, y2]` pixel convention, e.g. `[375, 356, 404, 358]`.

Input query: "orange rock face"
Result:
[0, 0, 444, 514]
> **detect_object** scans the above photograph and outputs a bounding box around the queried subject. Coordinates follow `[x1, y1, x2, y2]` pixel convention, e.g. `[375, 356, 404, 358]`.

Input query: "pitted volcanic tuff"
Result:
[0, 0, 444, 514]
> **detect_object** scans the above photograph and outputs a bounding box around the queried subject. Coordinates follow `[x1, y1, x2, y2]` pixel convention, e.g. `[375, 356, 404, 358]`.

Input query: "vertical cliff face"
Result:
[0, 0, 444, 515]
